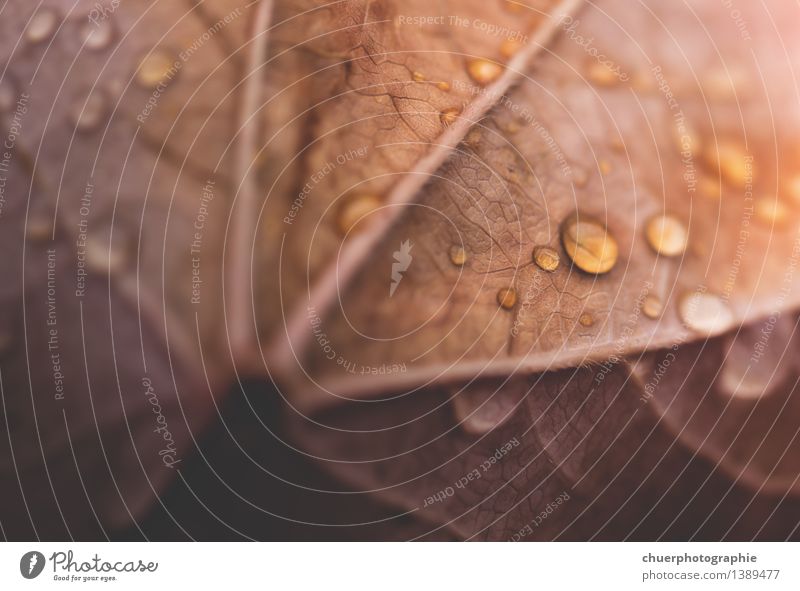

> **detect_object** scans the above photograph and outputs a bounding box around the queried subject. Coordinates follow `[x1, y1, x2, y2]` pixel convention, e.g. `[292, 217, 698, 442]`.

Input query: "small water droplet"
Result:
[466, 58, 503, 86]
[440, 107, 460, 127]
[412, 71, 426, 82]
[579, 313, 595, 327]
[26, 216, 52, 242]
[136, 50, 176, 89]
[560, 212, 619, 275]
[645, 214, 688, 257]
[336, 194, 381, 235]
[754, 197, 788, 226]
[587, 62, 619, 86]
[436, 81, 451, 92]
[599, 159, 612, 175]
[26, 8, 60, 44]
[71, 89, 108, 132]
[79, 18, 115, 51]
[85, 235, 127, 274]
[496, 287, 517, 309]
[704, 141, 752, 188]
[642, 294, 663, 319]
[500, 38, 523, 59]
[680, 290, 733, 335]
[532, 245, 559, 272]
[449, 245, 467, 267]
[0, 78, 16, 112]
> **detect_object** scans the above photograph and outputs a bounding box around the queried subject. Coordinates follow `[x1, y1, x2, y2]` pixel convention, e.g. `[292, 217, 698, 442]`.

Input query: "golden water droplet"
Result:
[587, 62, 618, 86]
[645, 214, 688, 257]
[680, 291, 733, 335]
[599, 159, 611, 175]
[85, 235, 127, 274]
[754, 197, 788, 226]
[466, 58, 503, 86]
[336, 194, 381, 235]
[785, 174, 800, 206]
[642, 294, 663, 319]
[449, 245, 467, 267]
[500, 38, 523, 59]
[703, 141, 752, 188]
[698, 175, 721, 199]
[79, 18, 115, 50]
[532, 245, 560, 272]
[560, 212, 619, 275]
[0, 78, 16, 112]
[440, 107, 460, 127]
[26, 216, 52, 242]
[579, 313, 595, 327]
[71, 90, 108, 132]
[436, 81, 451, 92]
[26, 8, 59, 44]
[496, 287, 517, 309]
[136, 50, 176, 89]
[412, 71, 426, 82]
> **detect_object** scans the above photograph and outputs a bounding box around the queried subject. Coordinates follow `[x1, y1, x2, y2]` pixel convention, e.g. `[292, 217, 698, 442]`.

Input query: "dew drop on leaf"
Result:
[560, 212, 619, 275]
[645, 214, 688, 257]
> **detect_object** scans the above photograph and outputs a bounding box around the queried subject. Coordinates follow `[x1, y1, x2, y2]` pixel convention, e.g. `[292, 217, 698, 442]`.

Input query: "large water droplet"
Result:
[449, 245, 467, 267]
[26, 8, 60, 44]
[680, 290, 733, 335]
[645, 214, 688, 257]
[71, 89, 108, 132]
[642, 294, 663, 319]
[704, 141, 752, 188]
[560, 212, 618, 275]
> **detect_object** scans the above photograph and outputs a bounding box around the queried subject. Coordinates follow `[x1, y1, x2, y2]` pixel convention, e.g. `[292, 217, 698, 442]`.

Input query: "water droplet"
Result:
[532, 245, 559, 272]
[71, 89, 108, 132]
[26, 8, 59, 44]
[85, 235, 127, 274]
[440, 107, 460, 127]
[754, 197, 788, 226]
[642, 294, 663, 319]
[698, 175, 721, 199]
[466, 58, 503, 86]
[436, 81, 451, 92]
[136, 50, 176, 89]
[599, 159, 612, 175]
[703, 141, 751, 188]
[336, 194, 381, 235]
[26, 216, 52, 242]
[579, 313, 595, 327]
[412, 71, 426, 82]
[680, 290, 733, 335]
[560, 212, 619, 275]
[587, 62, 618, 86]
[645, 214, 688, 257]
[500, 38, 523, 59]
[79, 18, 115, 51]
[571, 166, 588, 188]
[0, 78, 16, 112]
[496, 287, 517, 309]
[449, 245, 467, 267]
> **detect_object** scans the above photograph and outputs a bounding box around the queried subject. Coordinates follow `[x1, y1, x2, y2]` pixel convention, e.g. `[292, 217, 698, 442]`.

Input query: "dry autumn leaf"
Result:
[1, 0, 800, 543]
